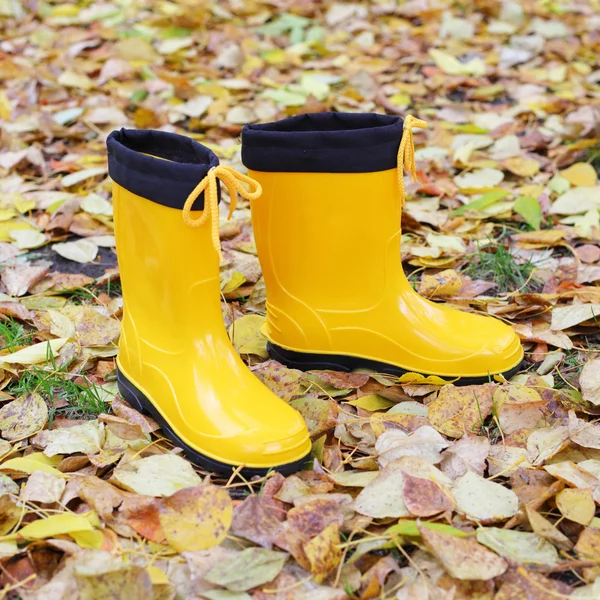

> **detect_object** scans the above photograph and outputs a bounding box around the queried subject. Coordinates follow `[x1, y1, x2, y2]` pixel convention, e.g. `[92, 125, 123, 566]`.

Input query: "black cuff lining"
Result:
[107, 129, 220, 210]
[241, 113, 404, 173]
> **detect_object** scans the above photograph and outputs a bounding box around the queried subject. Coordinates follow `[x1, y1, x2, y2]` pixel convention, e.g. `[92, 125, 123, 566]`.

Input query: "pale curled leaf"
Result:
[452, 472, 518, 522]
[112, 454, 202, 496]
[204, 548, 288, 592]
[52, 239, 99, 264]
[376, 426, 450, 468]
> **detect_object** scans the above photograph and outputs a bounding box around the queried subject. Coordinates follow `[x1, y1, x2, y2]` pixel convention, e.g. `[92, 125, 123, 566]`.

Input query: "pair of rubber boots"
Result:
[107, 113, 523, 475]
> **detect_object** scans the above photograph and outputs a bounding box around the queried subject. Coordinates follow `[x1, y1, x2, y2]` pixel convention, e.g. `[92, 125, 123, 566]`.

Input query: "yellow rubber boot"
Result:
[242, 114, 524, 383]
[107, 129, 310, 475]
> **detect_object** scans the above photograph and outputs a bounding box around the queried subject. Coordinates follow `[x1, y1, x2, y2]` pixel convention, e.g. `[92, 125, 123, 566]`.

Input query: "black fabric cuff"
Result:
[241, 113, 404, 173]
[107, 129, 219, 210]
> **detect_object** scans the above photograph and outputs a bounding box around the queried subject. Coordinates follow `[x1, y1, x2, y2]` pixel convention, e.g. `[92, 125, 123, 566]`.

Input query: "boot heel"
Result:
[116, 367, 150, 415]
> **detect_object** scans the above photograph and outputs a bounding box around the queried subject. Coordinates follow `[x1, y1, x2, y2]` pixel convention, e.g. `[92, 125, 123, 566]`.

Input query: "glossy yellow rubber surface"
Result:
[249, 169, 524, 379]
[113, 183, 311, 469]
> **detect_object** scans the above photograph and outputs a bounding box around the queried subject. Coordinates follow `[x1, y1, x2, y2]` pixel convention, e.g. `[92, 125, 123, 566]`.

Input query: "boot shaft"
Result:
[108, 129, 223, 351]
[242, 113, 407, 311]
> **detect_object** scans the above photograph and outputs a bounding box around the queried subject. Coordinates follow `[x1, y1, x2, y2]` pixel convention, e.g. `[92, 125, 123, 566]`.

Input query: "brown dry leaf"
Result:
[419, 525, 508, 580]
[22, 470, 66, 504]
[493, 385, 545, 435]
[525, 505, 573, 551]
[1, 265, 50, 297]
[0, 393, 48, 440]
[230, 495, 283, 549]
[158, 485, 233, 551]
[495, 568, 572, 600]
[440, 434, 490, 478]
[111, 396, 159, 434]
[402, 472, 454, 516]
[77, 476, 128, 520]
[428, 384, 495, 438]
[118, 495, 165, 543]
[574, 527, 600, 558]
[75, 307, 120, 347]
[303, 523, 342, 583]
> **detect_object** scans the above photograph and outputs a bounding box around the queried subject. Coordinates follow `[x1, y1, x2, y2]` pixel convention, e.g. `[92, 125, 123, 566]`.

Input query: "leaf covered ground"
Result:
[1, 0, 600, 598]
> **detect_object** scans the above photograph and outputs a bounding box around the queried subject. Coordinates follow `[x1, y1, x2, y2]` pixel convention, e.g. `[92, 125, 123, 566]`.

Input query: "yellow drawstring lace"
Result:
[397, 115, 428, 206]
[182, 165, 262, 256]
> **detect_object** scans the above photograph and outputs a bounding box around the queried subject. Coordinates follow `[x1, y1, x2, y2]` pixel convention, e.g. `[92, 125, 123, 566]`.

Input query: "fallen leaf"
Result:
[22, 470, 66, 504]
[418, 269, 463, 297]
[43, 421, 105, 456]
[402, 472, 454, 516]
[352, 461, 411, 518]
[429, 49, 486, 76]
[228, 314, 268, 358]
[440, 434, 490, 478]
[560, 163, 598, 187]
[556, 487, 595, 525]
[452, 471, 518, 522]
[526, 505, 573, 551]
[111, 453, 202, 496]
[0, 338, 68, 365]
[0, 393, 48, 440]
[303, 523, 341, 583]
[18, 513, 94, 540]
[52, 239, 99, 264]
[453, 168, 504, 190]
[0, 495, 21, 535]
[1, 264, 50, 297]
[428, 384, 495, 438]
[476, 527, 559, 566]
[581, 358, 600, 406]
[204, 548, 288, 592]
[159, 485, 233, 551]
[419, 525, 507, 580]
[376, 426, 451, 468]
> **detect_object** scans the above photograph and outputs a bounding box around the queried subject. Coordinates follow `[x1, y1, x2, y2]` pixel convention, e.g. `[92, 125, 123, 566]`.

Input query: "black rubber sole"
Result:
[116, 368, 311, 477]
[268, 343, 524, 386]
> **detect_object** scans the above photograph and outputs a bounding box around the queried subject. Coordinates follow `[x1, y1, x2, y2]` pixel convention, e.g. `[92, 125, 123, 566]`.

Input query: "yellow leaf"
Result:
[58, 70, 94, 91]
[158, 485, 233, 551]
[0, 221, 38, 243]
[560, 163, 598, 187]
[303, 524, 342, 583]
[0, 338, 68, 365]
[221, 271, 247, 294]
[556, 488, 595, 525]
[0, 393, 48, 440]
[69, 529, 104, 549]
[146, 566, 169, 585]
[346, 395, 395, 411]
[0, 91, 11, 120]
[398, 372, 457, 385]
[418, 269, 463, 298]
[428, 384, 496, 438]
[228, 314, 268, 359]
[504, 157, 540, 177]
[18, 513, 94, 540]
[429, 49, 486, 76]
[0, 457, 65, 477]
